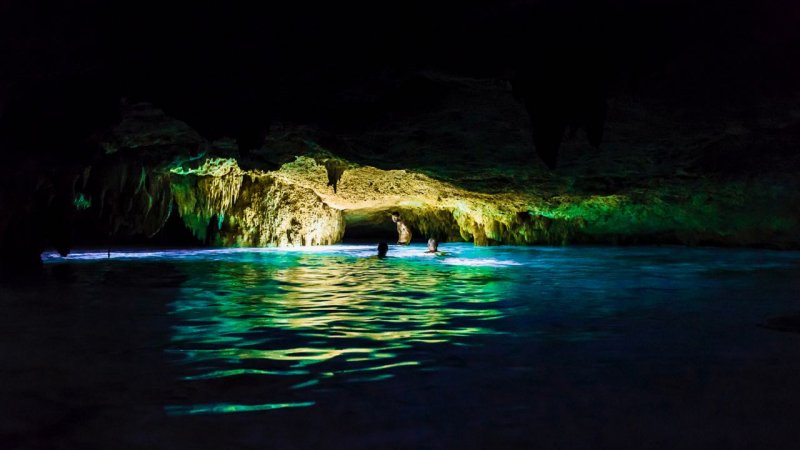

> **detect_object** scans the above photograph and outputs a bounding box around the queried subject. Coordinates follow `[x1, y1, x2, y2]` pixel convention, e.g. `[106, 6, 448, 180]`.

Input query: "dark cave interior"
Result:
[1, 0, 799, 264]
[3, 3, 800, 450]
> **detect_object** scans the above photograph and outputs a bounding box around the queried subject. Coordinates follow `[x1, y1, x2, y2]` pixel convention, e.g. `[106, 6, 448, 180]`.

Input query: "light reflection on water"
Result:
[161, 248, 513, 413]
[41, 244, 800, 417]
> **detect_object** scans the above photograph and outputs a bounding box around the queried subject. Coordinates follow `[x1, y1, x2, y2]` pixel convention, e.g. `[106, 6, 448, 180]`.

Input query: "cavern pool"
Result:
[3, 244, 800, 449]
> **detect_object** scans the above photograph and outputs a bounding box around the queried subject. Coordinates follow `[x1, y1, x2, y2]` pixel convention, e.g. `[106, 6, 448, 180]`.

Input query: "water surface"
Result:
[3, 244, 800, 449]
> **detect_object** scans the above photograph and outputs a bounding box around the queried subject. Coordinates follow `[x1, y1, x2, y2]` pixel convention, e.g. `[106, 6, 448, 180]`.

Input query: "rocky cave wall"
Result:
[3, 67, 800, 270]
[170, 158, 344, 246]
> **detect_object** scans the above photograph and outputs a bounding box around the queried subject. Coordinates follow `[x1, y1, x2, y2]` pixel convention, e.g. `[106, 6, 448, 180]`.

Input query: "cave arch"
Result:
[341, 207, 465, 244]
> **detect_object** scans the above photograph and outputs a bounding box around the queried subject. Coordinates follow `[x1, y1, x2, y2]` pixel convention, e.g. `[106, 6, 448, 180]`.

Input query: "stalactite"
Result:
[218, 174, 344, 246]
[72, 156, 176, 241]
[169, 158, 244, 241]
[324, 159, 347, 193]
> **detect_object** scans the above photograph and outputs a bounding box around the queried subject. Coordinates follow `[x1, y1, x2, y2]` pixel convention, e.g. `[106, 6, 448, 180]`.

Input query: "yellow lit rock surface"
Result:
[166, 152, 800, 248]
[93, 100, 800, 249]
[274, 156, 562, 245]
[170, 158, 344, 246]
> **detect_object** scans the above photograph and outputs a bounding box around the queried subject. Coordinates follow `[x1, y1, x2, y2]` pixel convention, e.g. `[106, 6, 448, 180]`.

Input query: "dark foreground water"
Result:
[2, 244, 800, 449]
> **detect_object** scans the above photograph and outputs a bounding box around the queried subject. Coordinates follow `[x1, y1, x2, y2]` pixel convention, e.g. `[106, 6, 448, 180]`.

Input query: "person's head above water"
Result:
[391, 211, 400, 223]
[377, 242, 389, 257]
[427, 238, 438, 252]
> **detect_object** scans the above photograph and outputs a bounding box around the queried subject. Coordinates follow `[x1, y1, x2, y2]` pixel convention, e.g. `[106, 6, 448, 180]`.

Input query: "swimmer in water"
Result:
[424, 238, 448, 255]
[425, 238, 439, 253]
[376, 242, 388, 258]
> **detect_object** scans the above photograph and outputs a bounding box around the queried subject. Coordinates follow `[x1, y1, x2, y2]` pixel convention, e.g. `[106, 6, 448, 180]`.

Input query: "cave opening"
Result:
[341, 207, 466, 244]
[342, 209, 399, 243]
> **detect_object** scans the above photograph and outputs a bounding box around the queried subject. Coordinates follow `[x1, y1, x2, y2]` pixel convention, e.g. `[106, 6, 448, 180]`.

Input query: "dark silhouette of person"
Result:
[377, 242, 388, 258]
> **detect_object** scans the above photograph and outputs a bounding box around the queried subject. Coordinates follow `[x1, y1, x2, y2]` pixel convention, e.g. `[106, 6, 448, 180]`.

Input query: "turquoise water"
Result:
[3, 244, 800, 448]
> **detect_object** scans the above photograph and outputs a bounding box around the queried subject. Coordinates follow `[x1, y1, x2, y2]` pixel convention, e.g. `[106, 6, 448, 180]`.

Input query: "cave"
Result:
[2, 1, 800, 449]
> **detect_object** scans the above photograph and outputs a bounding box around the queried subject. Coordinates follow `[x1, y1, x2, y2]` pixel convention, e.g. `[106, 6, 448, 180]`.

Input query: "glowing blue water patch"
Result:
[165, 401, 315, 415]
[40, 245, 373, 261]
[441, 258, 522, 267]
[40, 244, 473, 261]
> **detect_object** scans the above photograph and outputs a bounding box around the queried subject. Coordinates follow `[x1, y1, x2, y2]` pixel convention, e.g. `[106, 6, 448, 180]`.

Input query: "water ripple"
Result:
[41, 244, 800, 416]
[161, 246, 516, 413]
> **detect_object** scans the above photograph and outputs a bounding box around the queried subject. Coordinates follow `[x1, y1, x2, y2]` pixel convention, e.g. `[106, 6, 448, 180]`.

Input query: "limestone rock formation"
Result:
[2, 71, 800, 269]
[170, 158, 344, 246]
